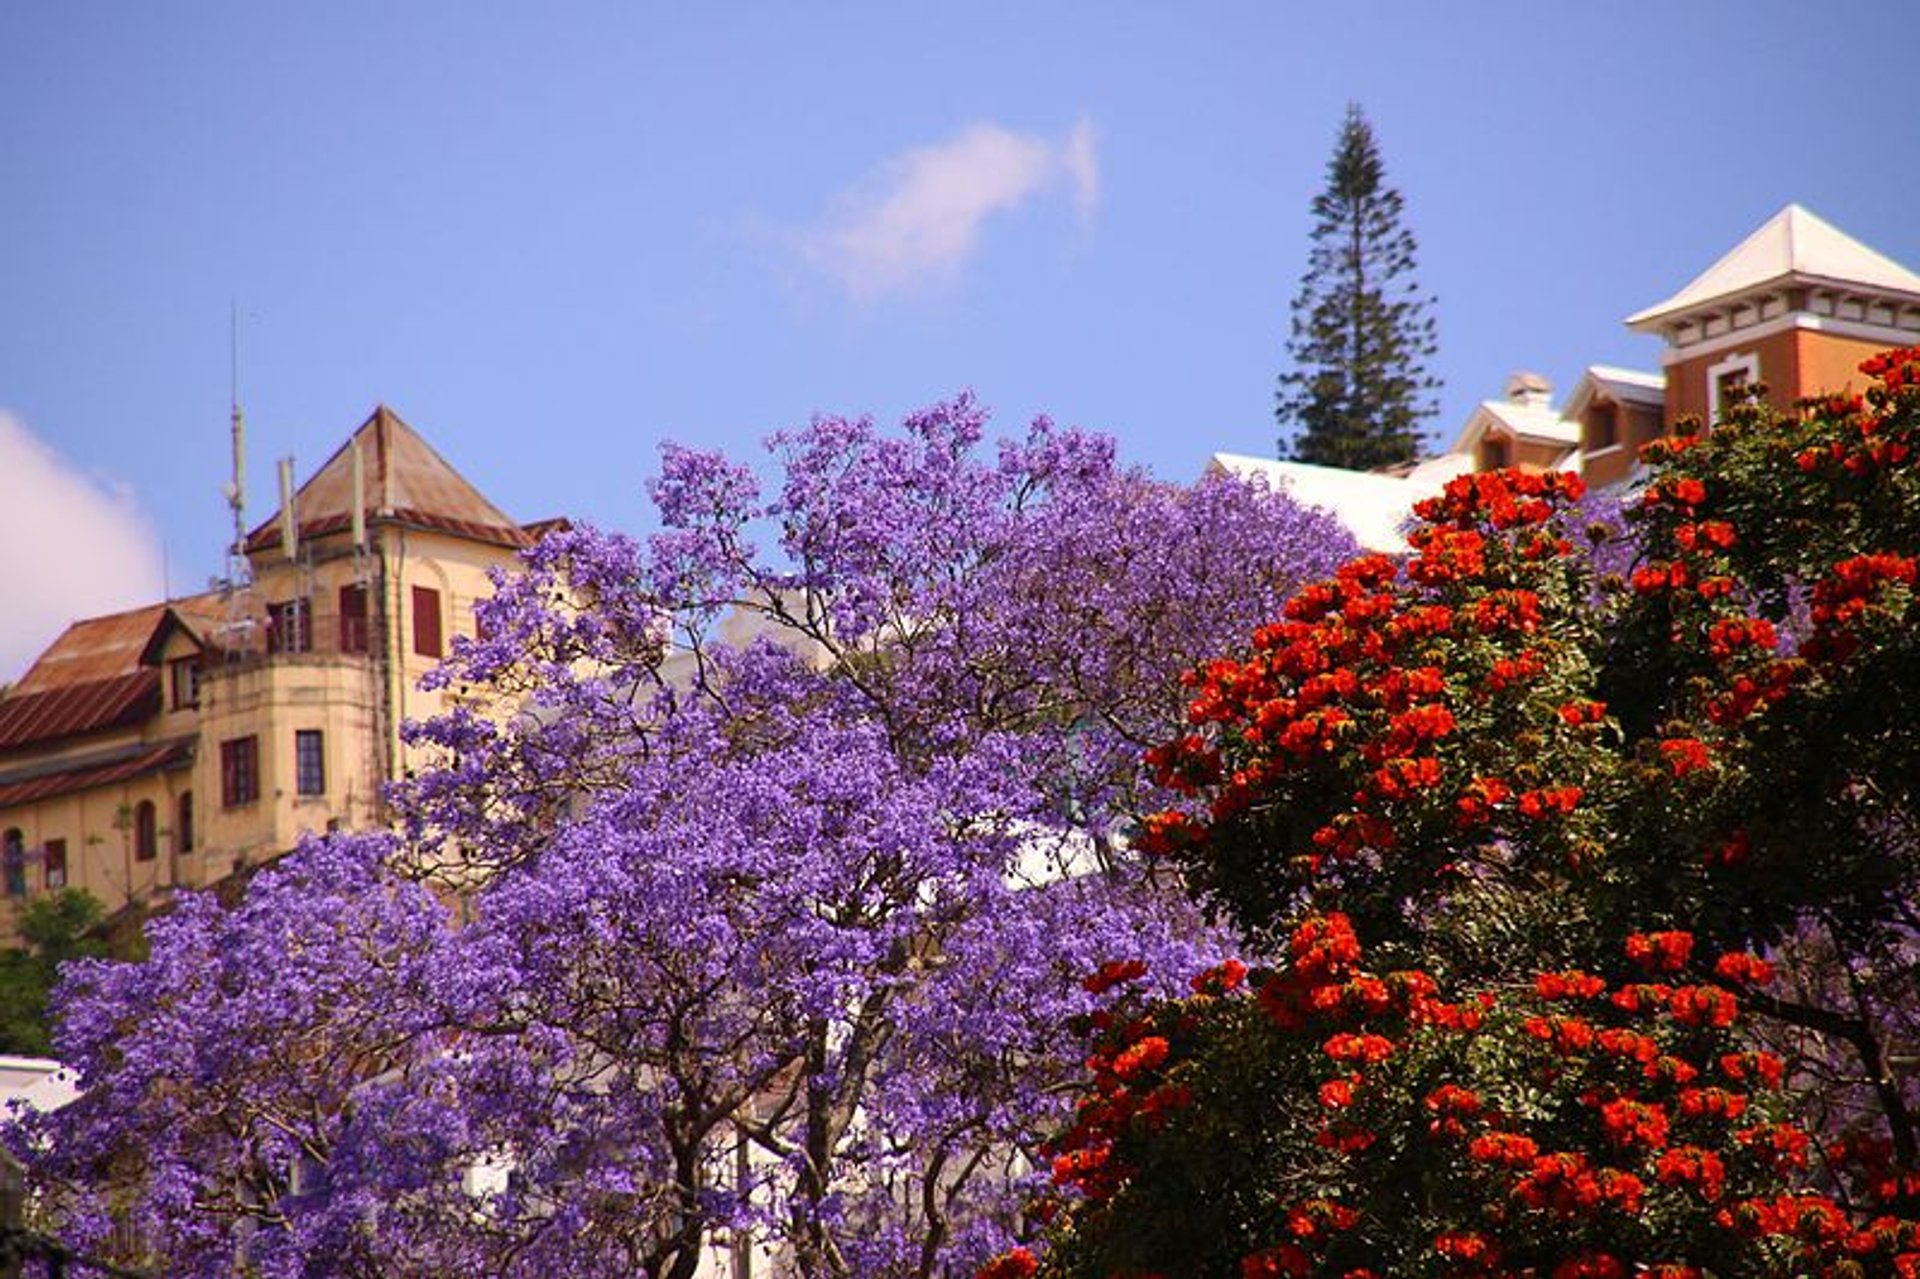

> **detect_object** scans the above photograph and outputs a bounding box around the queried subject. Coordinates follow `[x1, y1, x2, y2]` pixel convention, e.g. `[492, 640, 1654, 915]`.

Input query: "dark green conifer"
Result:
[1277, 104, 1440, 469]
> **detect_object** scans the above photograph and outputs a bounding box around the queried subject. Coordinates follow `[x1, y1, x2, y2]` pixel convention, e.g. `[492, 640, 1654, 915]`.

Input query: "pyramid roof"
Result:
[245, 405, 531, 554]
[1628, 205, 1920, 330]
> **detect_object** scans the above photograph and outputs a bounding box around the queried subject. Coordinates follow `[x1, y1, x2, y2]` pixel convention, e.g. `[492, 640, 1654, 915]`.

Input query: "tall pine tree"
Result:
[1276, 104, 1439, 470]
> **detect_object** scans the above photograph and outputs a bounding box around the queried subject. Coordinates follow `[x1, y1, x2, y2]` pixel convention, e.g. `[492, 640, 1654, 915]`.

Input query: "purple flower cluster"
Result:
[14, 396, 1355, 1276]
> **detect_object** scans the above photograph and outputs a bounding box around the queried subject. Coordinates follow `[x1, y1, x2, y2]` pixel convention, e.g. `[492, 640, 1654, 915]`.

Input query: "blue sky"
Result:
[4, 2, 1919, 678]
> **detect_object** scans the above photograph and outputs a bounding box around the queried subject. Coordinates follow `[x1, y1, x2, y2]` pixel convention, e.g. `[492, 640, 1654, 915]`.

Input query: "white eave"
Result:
[1627, 204, 1920, 332]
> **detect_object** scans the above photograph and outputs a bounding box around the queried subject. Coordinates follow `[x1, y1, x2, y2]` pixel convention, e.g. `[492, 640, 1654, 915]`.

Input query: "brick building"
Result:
[1453, 204, 1920, 488]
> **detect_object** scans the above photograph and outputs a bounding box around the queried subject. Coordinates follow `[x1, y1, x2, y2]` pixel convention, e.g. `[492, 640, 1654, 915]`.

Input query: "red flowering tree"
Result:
[1010, 348, 1920, 1277]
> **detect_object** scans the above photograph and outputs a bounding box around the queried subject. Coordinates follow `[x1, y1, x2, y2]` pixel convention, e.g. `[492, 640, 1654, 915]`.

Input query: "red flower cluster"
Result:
[1411, 468, 1585, 530]
[1656, 738, 1713, 778]
[1711, 952, 1773, 986]
[1860, 343, 1920, 391]
[1082, 958, 1150, 995]
[1625, 930, 1694, 973]
[1804, 552, 1917, 663]
[1190, 958, 1249, 996]
[1654, 1146, 1727, 1200]
[1513, 1152, 1645, 1216]
[976, 1247, 1039, 1279]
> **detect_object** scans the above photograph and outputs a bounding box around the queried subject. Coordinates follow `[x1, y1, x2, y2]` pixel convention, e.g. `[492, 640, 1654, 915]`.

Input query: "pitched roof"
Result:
[0, 670, 159, 752]
[0, 592, 228, 751]
[9, 594, 216, 695]
[245, 405, 532, 554]
[1584, 365, 1666, 405]
[1628, 204, 1920, 329]
[1478, 399, 1582, 446]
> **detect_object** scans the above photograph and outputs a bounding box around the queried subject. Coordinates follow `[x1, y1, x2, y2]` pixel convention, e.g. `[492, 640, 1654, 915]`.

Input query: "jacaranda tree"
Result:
[1006, 350, 1920, 1277]
[11, 395, 1357, 1278]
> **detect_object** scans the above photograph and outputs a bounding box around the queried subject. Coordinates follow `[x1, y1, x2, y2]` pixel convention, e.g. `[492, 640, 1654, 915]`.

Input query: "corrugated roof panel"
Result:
[0, 741, 191, 807]
[0, 671, 160, 751]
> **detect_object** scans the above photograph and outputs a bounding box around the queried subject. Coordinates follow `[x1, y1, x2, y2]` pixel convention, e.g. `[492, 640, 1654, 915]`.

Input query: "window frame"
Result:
[43, 838, 66, 890]
[339, 584, 370, 655]
[2, 829, 24, 898]
[169, 656, 200, 709]
[221, 736, 260, 808]
[133, 799, 158, 862]
[295, 729, 326, 797]
[412, 585, 443, 659]
[1706, 351, 1761, 420]
[269, 597, 312, 655]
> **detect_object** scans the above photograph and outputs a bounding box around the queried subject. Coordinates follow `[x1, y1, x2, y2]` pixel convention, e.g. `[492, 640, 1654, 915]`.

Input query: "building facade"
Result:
[0, 407, 541, 936]
[1449, 204, 1920, 488]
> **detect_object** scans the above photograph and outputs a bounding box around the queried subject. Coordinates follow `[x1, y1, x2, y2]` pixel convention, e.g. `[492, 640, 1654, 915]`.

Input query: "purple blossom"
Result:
[16, 397, 1356, 1276]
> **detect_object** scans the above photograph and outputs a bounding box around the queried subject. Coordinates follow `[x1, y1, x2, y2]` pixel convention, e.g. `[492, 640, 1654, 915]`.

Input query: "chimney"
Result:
[1505, 371, 1553, 409]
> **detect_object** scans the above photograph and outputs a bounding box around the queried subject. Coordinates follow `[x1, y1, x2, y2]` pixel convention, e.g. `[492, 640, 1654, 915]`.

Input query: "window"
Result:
[296, 730, 326, 797]
[269, 598, 312, 654]
[43, 839, 66, 890]
[177, 792, 194, 854]
[221, 736, 260, 807]
[170, 657, 200, 709]
[339, 584, 370, 654]
[412, 585, 443, 658]
[1478, 432, 1512, 472]
[1706, 351, 1761, 420]
[1583, 404, 1618, 453]
[2, 829, 23, 898]
[134, 800, 158, 862]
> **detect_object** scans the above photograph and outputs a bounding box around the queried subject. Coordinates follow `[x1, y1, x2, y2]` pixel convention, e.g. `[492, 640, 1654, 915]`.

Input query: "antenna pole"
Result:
[225, 302, 252, 594]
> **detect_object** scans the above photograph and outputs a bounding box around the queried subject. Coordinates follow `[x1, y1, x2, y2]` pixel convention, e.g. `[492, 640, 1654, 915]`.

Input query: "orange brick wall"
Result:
[1665, 328, 1902, 425]
[1664, 328, 1799, 424]
[1794, 330, 1895, 404]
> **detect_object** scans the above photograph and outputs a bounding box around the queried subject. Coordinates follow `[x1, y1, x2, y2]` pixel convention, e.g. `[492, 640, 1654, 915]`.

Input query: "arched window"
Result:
[177, 792, 194, 854]
[2, 829, 24, 897]
[134, 800, 158, 862]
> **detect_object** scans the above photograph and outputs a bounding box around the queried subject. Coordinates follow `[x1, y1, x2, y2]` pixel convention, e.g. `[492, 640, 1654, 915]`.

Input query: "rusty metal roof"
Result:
[10, 592, 226, 696]
[0, 670, 161, 752]
[12, 603, 170, 694]
[246, 405, 532, 554]
[0, 740, 190, 807]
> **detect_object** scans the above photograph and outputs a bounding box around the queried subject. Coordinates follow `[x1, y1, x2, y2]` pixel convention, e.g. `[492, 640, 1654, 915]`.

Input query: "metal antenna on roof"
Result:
[222, 302, 252, 592]
[350, 435, 371, 582]
[278, 457, 299, 562]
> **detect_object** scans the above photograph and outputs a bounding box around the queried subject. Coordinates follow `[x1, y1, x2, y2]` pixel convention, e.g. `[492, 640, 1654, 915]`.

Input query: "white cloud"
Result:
[1063, 117, 1100, 219]
[0, 412, 166, 684]
[804, 117, 1101, 300]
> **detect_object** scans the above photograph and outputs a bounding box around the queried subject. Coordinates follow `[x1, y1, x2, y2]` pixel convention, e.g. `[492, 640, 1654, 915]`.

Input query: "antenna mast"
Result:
[224, 303, 252, 592]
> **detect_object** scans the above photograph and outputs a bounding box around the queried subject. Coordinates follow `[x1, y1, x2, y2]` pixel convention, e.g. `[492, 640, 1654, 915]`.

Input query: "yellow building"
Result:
[0, 406, 543, 934]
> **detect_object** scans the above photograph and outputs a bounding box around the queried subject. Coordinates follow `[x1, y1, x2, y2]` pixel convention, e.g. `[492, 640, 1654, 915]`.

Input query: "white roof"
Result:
[1584, 365, 1665, 402]
[1482, 399, 1581, 445]
[1448, 399, 1581, 461]
[1208, 452, 1468, 554]
[0, 1056, 78, 1116]
[1628, 204, 1920, 329]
